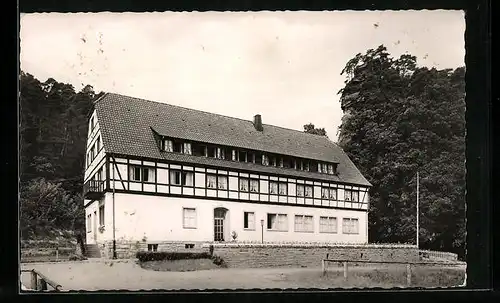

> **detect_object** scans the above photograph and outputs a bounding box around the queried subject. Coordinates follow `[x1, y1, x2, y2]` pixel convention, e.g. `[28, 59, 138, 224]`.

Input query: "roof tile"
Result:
[95, 93, 371, 186]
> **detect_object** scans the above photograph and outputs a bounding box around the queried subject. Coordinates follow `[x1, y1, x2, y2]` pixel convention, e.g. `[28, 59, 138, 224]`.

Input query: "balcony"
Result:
[83, 180, 105, 200]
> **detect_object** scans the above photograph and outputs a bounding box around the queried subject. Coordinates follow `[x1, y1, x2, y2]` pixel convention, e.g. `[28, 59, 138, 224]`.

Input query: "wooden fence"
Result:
[20, 269, 62, 291]
[321, 257, 463, 287]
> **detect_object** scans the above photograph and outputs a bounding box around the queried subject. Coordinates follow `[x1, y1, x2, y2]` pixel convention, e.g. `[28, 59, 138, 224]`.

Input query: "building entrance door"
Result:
[214, 208, 227, 242]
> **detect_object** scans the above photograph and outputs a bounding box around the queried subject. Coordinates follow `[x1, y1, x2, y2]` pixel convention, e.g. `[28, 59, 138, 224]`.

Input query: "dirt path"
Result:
[20, 261, 466, 291]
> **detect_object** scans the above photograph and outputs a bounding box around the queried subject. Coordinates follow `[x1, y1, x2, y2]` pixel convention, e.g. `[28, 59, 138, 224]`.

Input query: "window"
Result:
[239, 178, 249, 192]
[304, 185, 313, 197]
[329, 188, 337, 200]
[216, 147, 225, 159]
[238, 150, 248, 162]
[244, 212, 255, 230]
[90, 117, 95, 130]
[345, 189, 359, 202]
[86, 214, 92, 232]
[170, 170, 194, 186]
[321, 187, 329, 199]
[173, 141, 183, 153]
[342, 218, 359, 234]
[129, 166, 155, 182]
[217, 175, 228, 190]
[207, 174, 217, 189]
[130, 166, 141, 181]
[322, 163, 328, 174]
[183, 142, 192, 155]
[295, 215, 313, 232]
[208, 146, 216, 158]
[162, 139, 173, 152]
[321, 187, 337, 200]
[279, 158, 284, 168]
[185, 243, 195, 249]
[231, 150, 237, 161]
[148, 244, 158, 252]
[262, 154, 269, 166]
[249, 179, 259, 193]
[328, 164, 334, 174]
[99, 204, 105, 226]
[90, 144, 95, 160]
[297, 184, 304, 197]
[267, 213, 288, 231]
[96, 136, 100, 151]
[278, 182, 287, 195]
[320, 216, 337, 233]
[192, 144, 207, 157]
[305, 162, 310, 172]
[269, 181, 278, 194]
[270, 156, 277, 167]
[183, 208, 197, 228]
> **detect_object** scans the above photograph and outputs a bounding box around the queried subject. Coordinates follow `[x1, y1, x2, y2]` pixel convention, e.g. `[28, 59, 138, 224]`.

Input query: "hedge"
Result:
[136, 251, 212, 262]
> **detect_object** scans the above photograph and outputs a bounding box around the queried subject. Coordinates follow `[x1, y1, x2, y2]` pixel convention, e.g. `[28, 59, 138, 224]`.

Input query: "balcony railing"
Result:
[83, 180, 105, 199]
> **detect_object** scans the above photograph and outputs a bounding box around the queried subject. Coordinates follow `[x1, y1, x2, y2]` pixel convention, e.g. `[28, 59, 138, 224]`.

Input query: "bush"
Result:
[211, 255, 227, 267]
[136, 251, 212, 262]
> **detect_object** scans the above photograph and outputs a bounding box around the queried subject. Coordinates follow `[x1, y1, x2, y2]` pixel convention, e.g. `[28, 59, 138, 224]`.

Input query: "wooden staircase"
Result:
[84, 244, 102, 258]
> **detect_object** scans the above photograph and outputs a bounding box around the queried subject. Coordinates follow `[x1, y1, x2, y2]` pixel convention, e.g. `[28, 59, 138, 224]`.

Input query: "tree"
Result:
[337, 45, 465, 258]
[303, 123, 327, 137]
[19, 71, 101, 239]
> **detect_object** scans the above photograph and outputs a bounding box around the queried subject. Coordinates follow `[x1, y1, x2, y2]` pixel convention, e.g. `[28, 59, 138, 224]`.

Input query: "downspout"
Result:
[112, 160, 117, 259]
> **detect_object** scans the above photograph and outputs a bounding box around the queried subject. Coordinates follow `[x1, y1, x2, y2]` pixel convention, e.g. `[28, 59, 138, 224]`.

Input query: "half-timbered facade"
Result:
[83, 93, 371, 255]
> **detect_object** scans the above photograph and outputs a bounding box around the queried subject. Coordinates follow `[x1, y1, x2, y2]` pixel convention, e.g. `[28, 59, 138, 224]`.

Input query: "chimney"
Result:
[253, 114, 263, 131]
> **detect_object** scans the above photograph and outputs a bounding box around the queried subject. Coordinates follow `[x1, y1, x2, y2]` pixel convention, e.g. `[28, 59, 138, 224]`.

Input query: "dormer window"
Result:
[328, 164, 334, 174]
[262, 154, 269, 166]
[173, 141, 183, 153]
[183, 142, 192, 155]
[216, 147, 225, 159]
[317, 163, 322, 173]
[162, 139, 173, 152]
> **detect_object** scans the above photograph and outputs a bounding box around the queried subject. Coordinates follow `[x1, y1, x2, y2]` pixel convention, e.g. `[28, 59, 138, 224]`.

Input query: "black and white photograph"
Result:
[19, 10, 467, 291]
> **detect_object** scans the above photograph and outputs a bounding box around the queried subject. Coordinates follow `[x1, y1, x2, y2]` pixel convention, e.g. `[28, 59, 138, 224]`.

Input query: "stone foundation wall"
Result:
[97, 240, 209, 259]
[205, 243, 419, 268]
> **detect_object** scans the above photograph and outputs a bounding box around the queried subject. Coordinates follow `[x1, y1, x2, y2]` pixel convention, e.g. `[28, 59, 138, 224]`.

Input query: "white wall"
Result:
[103, 192, 368, 244]
[84, 109, 106, 183]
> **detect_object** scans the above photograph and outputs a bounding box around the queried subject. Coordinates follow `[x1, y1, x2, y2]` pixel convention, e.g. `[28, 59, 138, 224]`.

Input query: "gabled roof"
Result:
[95, 93, 371, 187]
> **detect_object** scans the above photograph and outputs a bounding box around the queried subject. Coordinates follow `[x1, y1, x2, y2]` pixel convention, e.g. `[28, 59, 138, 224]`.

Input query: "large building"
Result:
[83, 93, 371, 257]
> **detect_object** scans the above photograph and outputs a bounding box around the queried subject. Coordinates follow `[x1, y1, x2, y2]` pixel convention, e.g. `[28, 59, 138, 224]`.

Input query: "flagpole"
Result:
[416, 171, 419, 249]
[112, 161, 117, 259]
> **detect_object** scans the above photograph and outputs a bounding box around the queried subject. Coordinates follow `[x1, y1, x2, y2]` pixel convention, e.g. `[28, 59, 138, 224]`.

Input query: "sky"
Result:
[20, 10, 465, 142]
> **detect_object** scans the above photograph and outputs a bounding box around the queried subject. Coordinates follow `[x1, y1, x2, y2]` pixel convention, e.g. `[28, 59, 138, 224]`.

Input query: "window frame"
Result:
[182, 207, 197, 229]
[249, 178, 259, 193]
[243, 211, 256, 230]
[294, 214, 314, 233]
[98, 204, 105, 227]
[267, 213, 288, 231]
[319, 216, 338, 233]
[342, 217, 359, 234]
[239, 177, 250, 192]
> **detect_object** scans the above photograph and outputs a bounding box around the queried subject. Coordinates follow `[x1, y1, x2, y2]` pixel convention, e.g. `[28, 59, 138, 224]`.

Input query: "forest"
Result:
[20, 45, 465, 258]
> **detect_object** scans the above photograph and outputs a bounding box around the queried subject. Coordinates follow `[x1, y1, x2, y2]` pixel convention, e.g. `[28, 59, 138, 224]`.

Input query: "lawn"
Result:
[20, 260, 466, 291]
